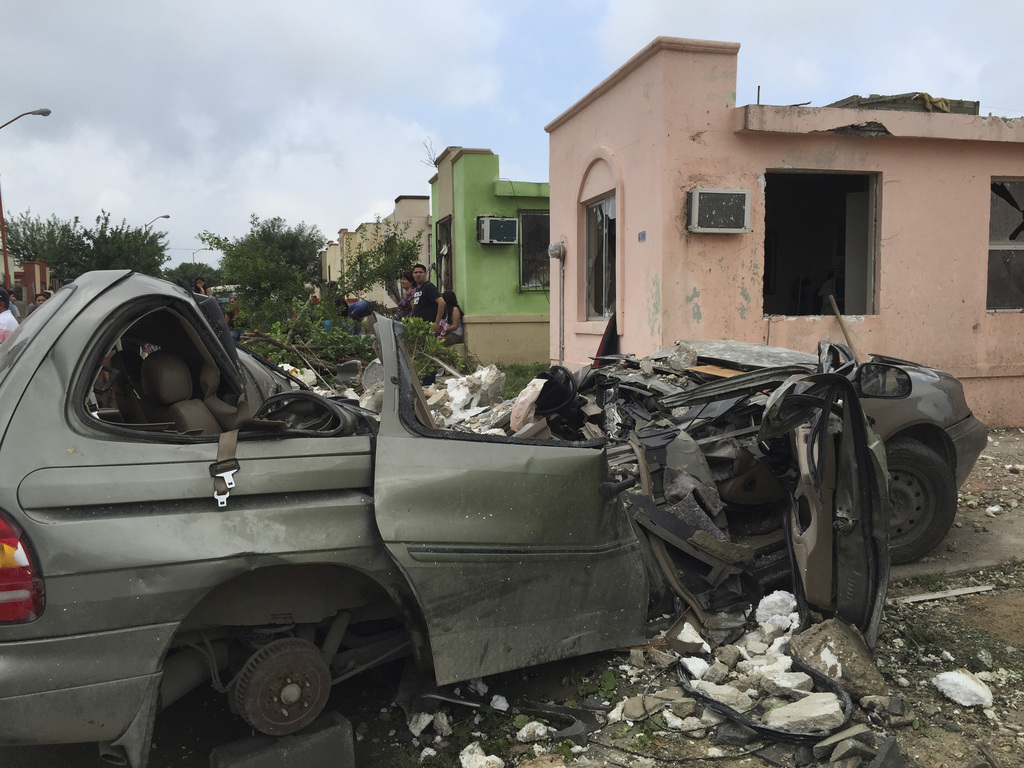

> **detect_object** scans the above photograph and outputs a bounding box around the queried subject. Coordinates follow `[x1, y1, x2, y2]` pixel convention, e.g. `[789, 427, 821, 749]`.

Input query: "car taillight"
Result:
[0, 510, 44, 623]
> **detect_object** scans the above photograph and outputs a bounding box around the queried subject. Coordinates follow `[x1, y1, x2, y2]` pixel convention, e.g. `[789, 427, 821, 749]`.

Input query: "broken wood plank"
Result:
[895, 585, 994, 604]
[685, 364, 745, 378]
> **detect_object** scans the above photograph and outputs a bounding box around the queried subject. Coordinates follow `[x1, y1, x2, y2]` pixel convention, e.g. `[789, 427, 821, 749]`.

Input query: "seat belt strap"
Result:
[210, 429, 240, 508]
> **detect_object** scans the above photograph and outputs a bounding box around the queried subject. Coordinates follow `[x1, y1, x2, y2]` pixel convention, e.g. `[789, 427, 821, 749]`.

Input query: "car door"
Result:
[372, 321, 650, 685]
[760, 372, 890, 647]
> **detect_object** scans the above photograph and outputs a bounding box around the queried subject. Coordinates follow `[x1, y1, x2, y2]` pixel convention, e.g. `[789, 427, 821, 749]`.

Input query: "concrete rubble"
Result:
[398, 591, 925, 765]
[351, 354, 1011, 764]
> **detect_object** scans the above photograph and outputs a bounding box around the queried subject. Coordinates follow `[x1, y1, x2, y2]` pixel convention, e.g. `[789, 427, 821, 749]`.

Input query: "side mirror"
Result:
[857, 362, 911, 398]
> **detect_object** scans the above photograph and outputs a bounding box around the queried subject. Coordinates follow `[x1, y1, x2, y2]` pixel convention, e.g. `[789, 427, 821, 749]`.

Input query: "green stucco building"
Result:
[429, 147, 550, 364]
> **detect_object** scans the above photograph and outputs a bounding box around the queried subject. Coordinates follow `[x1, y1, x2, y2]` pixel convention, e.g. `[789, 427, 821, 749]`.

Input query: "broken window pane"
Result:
[987, 249, 1024, 310]
[586, 195, 616, 320]
[988, 181, 1024, 310]
[762, 172, 875, 316]
[519, 211, 550, 290]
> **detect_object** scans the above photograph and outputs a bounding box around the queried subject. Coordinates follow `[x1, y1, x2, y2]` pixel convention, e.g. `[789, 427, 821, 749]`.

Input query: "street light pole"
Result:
[0, 109, 51, 132]
[144, 214, 170, 232]
[0, 108, 52, 290]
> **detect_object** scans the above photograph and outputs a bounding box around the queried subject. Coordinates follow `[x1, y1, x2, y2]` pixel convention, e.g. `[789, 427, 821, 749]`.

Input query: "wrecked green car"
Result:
[0, 271, 895, 767]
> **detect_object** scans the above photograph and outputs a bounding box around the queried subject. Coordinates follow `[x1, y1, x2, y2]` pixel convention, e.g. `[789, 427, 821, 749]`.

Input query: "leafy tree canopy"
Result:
[4, 209, 169, 281]
[338, 217, 423, 303]
[199, 214, 325, 330]
[162, 261, 224, 290]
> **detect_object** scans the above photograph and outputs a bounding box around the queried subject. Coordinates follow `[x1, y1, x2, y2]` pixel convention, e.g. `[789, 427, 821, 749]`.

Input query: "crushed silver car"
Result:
[0, 271, 898, 767]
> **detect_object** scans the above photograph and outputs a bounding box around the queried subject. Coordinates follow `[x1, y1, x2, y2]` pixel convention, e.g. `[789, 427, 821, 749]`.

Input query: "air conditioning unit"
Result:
[477, 216, 519, 244]
[687, 189, 751, 234]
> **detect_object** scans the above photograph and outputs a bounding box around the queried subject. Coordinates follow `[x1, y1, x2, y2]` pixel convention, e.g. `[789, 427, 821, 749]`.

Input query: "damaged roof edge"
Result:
[736, 103, 1024, 143]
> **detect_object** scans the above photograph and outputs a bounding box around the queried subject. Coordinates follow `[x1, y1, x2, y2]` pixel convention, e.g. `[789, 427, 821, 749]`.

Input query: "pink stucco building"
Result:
[546, 37, 1024, 427]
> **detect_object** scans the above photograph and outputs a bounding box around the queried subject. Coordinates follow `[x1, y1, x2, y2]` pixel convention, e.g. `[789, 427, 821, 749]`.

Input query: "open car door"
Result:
[371, 319, 650, 685]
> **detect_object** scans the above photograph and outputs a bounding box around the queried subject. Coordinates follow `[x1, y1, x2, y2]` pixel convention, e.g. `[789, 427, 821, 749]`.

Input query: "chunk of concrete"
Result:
[866, 733, 910, 767]
[714, 644, 742, 669]
[669, 698, 697, 719]
[790, 618, 887, 699]
[830, 736, 878, 762]
[691, 681, 755, 712]
[459, 741, 506, 768]
[209, 710, 354, 768]
[621, 687, 686, 720]
[760, 671, 813, 698]
[932, 669, 993, 708]
[812, 724, 873, 759]
[702, 660, 731, 684]
[647, 648, 677, 669]
[713, 720, 759, 747]
[762, 692, 845, 733]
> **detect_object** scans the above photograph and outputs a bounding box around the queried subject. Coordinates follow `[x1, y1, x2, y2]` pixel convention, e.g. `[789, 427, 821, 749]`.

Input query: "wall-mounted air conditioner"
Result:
[687, 189, 751, 234]
[477, 216, 519, 244]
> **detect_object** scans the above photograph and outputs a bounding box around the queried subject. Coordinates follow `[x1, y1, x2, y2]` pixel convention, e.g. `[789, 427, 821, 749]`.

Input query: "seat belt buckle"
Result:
[210, 459, 240, 507]
[215, 467, 237, 489]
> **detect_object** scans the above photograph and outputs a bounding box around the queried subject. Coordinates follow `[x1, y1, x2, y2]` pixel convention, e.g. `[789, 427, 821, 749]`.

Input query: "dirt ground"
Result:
[345, 429, 1024, 768]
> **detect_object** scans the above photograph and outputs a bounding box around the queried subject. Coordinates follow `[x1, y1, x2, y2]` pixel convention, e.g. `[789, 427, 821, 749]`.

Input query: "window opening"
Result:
[585, 195, 616, 320]
[762, 172, 876, 316]
[435, 216, 453, 292]
[519, 210, 550, 291]
[988, 181, 1024, 310]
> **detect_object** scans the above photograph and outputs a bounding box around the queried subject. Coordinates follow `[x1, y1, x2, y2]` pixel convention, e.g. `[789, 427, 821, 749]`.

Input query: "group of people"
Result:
[0, 288, 51, 343]
[395, 264, 463, 346]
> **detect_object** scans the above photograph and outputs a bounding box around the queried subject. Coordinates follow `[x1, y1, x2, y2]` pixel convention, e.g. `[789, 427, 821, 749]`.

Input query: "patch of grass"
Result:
[496, 361, 551, 400]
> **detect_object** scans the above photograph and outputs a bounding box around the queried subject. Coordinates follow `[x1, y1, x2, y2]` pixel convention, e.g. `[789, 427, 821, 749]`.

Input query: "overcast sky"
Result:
[3, 0, 1022, 269]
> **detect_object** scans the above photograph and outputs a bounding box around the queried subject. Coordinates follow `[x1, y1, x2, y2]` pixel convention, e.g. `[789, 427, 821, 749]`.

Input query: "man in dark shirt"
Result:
[410, 263, 445, 336]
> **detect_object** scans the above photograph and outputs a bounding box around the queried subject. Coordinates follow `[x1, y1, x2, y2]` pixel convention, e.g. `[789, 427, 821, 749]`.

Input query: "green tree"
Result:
[199, 214, 325, 331]
[340, 217, 423, 303]
[162, 261, 224, 289]
[83, 211, 169, 277]
[4, 209, 168, 281]
[4, 210, 89, 276]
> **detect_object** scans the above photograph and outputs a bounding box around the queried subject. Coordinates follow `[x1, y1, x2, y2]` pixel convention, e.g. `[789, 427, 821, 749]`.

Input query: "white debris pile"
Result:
[932, 669, 994, 707]
[427, 366, 507, 428]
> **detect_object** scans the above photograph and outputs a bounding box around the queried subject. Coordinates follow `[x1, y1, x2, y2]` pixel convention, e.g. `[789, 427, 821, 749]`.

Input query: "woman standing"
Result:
[192, 277, 211, 296]
[395, 271, 416, 320]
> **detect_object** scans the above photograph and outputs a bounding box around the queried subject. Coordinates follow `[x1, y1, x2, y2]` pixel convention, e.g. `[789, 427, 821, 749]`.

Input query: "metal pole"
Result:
[0, 109, 51, 291]
[0, 175, 10, 291]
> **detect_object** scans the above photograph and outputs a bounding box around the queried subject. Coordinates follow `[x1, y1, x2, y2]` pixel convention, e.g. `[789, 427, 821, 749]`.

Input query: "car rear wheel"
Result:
[886, 439, 957, 564]
[234, 637, 332, 736]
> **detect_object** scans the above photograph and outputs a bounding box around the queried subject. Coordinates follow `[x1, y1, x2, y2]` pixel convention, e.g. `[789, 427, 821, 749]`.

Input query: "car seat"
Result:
[140, 351, 222, 435]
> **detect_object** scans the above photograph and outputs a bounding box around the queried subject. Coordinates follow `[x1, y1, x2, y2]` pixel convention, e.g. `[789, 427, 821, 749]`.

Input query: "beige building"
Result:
[322, 195, 431, 307]
[546, 36, 1024, 427]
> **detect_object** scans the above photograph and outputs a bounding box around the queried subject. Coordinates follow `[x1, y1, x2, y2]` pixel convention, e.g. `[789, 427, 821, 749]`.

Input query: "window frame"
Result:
[518, 209, 551, 291]
[585, 194, 616, 321]
[987, 179, 1024, 311]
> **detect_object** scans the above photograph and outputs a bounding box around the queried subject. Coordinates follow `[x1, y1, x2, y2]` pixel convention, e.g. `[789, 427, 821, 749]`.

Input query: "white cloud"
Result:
[2, 0, 1022, 270]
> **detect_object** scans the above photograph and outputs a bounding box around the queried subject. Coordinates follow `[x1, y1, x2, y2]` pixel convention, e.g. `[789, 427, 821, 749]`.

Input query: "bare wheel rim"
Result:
[888, 466, 935, 547]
